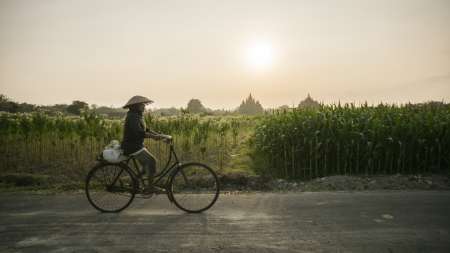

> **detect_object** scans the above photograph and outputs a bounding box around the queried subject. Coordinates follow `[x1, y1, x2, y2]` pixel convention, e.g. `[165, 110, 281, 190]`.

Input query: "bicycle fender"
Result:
[85, 162, 105, 180]
[89, 162, 138, 191]
[165, 162, 202, 204]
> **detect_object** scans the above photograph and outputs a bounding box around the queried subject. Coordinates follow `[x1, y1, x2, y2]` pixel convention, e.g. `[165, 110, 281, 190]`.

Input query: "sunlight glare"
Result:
[246, 43, 273, 69]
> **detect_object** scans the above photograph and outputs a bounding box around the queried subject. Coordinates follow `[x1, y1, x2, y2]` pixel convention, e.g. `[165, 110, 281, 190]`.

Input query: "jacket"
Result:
[121, 111, 150, 155]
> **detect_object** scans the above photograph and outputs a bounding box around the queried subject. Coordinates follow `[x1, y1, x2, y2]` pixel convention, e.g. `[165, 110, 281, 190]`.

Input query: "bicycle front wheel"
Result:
[86, 163, 136, 212]
[169, 163, 220, 213]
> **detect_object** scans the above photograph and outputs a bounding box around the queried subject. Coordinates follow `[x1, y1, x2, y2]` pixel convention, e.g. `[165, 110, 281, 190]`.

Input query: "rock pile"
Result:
[218, 173, 450, 193]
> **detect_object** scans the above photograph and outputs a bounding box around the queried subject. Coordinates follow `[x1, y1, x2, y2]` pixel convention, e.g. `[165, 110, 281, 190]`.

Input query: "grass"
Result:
[222, 132, 255, 175]
[0, 173, 85, 193]
[0, 181, 85, 194]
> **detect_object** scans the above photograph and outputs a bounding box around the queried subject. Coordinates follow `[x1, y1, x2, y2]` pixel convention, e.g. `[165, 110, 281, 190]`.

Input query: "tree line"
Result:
[0, 94, 261, 117]
[0, 95, 126, 117]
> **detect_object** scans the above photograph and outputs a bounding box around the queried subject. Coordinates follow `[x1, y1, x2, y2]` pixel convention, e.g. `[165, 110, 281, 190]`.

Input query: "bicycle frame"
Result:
[107, 139, 181, 196]
[88, 137, 220, 213]
[96, 138, 197, 203]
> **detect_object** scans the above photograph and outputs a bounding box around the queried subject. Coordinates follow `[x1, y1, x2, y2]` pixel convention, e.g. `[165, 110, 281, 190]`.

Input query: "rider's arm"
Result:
[146, 128, 158, 135]
[145, 132, 163, 140]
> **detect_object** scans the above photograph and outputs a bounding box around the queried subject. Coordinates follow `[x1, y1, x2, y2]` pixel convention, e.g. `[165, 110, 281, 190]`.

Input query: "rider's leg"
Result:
[133, 149, 161, 191]
[148, 173, 155, 191]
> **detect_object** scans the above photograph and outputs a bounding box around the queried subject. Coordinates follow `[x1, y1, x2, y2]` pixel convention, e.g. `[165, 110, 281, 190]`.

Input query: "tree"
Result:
[167, 107, 180, 116]
[0, 94, 8, 103]
[0, 94, 11, 111]
[66, 100, 88, 116]
[19, 103, 36, 113]
[187, 99, 204, 114]
[8, 102, 21, 113]
[180, 107, 190, 115]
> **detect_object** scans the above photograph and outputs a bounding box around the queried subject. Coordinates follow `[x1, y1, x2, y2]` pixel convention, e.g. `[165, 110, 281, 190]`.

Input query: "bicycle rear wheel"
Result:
[86, 163, 136, 212]
[169, 163, 220, 213]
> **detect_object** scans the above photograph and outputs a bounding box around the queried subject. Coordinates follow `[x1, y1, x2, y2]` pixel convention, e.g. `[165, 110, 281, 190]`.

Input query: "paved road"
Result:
[1, 192, 449, 253]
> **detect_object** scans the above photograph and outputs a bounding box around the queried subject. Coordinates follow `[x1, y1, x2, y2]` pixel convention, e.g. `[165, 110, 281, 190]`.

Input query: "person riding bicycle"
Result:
[121, 95, 165, 194]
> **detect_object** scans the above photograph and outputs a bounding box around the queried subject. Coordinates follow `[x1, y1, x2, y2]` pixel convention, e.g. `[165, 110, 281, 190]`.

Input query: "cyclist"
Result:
[121, 95, 166, 194]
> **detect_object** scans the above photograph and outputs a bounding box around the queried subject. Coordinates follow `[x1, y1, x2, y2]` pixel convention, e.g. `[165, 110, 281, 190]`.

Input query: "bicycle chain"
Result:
[140, 189, 153, 199]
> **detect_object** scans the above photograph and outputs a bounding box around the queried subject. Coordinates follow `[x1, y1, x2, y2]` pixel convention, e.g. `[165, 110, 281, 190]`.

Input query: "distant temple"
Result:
[298, 94, 320, 109]
[237, 93, 264, 115]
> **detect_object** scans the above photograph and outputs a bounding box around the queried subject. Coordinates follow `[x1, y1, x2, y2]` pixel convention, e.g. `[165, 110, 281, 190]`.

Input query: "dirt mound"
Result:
[219, 173, 268, 191]
[219, 173, 450, 192]
[297, 174, 450, 191]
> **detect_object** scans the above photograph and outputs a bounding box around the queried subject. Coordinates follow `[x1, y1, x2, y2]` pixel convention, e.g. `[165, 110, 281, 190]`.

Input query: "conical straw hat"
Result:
[122, 95, 154, 109]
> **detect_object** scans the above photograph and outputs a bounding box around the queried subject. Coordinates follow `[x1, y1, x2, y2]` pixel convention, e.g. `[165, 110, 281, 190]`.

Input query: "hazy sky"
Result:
[1, 0, 449, 109]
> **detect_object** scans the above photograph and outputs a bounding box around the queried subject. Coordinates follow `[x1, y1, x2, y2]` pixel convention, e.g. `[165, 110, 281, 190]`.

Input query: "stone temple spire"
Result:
[299, 93, 319, 108]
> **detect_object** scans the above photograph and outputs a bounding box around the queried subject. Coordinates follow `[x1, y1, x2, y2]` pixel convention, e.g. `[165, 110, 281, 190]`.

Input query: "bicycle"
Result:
[85, 136, 220, 213]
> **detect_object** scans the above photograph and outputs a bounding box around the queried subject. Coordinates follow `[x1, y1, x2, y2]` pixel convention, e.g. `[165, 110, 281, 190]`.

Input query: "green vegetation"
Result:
[142, 112, 254, 174]
[0, 107, 254, 184]
[251, 102, 450, 179]
[1, 94, 449, 191]
[65, 100, 88, 116]
[187, 99, 205, 114]
[0, 94, 237, 118]
[0, 173, 84, 193]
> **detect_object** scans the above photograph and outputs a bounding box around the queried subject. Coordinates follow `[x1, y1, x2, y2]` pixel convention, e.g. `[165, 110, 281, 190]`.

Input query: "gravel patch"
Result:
[219, 173, 450, 193]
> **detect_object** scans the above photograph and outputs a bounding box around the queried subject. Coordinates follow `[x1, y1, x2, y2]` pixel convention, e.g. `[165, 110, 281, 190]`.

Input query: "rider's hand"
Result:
[154, 135, 164, 141]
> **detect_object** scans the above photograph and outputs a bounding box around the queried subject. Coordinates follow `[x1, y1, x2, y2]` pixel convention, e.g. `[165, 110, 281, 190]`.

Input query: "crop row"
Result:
[251, 102, 450, 179]
[0, 108, 253, 179]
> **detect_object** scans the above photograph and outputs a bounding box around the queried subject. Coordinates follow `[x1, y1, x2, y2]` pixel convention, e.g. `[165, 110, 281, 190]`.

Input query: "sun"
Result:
[246, 43, 274, 69]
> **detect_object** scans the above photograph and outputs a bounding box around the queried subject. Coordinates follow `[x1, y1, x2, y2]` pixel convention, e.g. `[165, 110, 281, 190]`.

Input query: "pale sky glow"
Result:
[1, 0, 449, 109]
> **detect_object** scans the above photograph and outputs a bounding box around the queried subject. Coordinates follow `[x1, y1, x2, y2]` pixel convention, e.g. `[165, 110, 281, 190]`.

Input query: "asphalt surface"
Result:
[0, 191, 449, 253]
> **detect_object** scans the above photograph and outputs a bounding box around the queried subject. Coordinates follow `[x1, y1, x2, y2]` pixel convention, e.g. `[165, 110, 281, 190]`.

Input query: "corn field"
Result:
[251, 102, 450, 179]
[0, 108, 253, 180]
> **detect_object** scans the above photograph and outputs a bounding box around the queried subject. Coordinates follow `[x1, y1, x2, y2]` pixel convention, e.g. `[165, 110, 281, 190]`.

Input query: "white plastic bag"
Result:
[105, 140, 121, 150]
[103, 140, 126, 163]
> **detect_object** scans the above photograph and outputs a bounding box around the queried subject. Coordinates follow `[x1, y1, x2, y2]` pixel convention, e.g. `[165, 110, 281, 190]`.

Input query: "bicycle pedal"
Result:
[140, 189, 153, 199]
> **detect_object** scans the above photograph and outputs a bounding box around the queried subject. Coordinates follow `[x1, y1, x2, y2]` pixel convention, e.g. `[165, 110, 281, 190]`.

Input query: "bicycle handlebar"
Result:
[162, 135, 173, 144]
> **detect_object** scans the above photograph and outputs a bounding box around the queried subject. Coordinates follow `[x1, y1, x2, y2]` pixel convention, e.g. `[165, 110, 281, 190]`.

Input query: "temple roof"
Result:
[299, 93, 320, 108]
